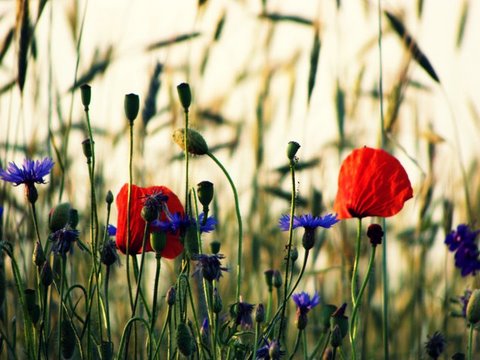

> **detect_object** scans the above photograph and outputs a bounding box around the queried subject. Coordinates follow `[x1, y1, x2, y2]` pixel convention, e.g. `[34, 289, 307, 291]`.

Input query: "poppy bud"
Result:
[166, 286, 176, 306]
[68, 209, 79, 229]
[141, 205, 158, 223]
[124, 93, 140, 123]
[255, 303, 265, 323]
[367, 224, 383, 246]
[264, 269, 274, 291]
[82, 138, 93, 159]
[33, 241, 46, 267]
[286, 141, 301, 161]
[330, 303, 348, 340]
[61, 319, 76, 359]
[176, 322, 194, 356]
[172, 128, 209, 155]
[198, 181, 214, 205]
[105, 190, 114, 205]
[466, 289, 480, 325]
[330, 324, 343, 348]
[40, 261, 53, 287]
[150, 231, 166, 254]
[210, 240, 221, 254]
[213, 287, 222, 314]
[49, 202, 71, 232]
[273, 270, 282, 289]
[177, 83, 192, 110]
[80, 84, 91, 109]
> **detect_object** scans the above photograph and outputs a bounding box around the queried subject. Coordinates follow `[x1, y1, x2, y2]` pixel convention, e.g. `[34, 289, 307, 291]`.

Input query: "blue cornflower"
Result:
[292, 291, 320, 329]
[233, 299, 255, 328]
[49, 227, 79, 257]
[107, 224, 117, 237]
[192, 253, 228, 282]
[454, 241, 480, 277]
[279, 213, 339, 250]
[141, 191, 169, 222]
[0, 206, 3, 220]
[198, 213, 217, 233]
[0, 158, 54, 186]
[256, 339, 284, 360]
[152, 212, 217, 235]
[200, 317, 209, 339]
[445, 224, 479, 252]
[278, 213, 339, 231]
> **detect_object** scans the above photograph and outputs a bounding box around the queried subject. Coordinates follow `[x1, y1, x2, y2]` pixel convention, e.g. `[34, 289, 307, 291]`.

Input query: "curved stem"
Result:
[468, 323, 474, 360]
[207, 152, 243, 303]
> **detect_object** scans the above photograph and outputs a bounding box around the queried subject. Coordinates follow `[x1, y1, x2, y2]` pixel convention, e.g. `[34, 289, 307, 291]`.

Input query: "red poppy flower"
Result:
[334, 147, 413, 219]
[116, 184, 184, 258]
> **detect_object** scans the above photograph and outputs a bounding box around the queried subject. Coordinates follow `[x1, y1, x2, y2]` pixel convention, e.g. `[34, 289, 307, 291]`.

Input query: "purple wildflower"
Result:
[292, 291, 320, 329]
[233, 300, 255, 328]
[445, 224, 479, 252]
[107, 224, 117, 237]
[256, 339, 284, 360]
[192, 253, 228, 282]
[49, 227, 79, 256]
[278, 213, 339, 231]
[0, 158, 54, 186]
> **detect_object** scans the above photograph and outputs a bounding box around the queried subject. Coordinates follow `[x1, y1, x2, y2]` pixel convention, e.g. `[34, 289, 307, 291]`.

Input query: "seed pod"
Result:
[124, 93, 140, 123]
[466, 289, 480, 325]
[177, 82, 192, 110]
[49, 202, 71, 232]
[176, 322, 194, 356]
[80, 84, 91, 109]
[172, 128, 209, 155]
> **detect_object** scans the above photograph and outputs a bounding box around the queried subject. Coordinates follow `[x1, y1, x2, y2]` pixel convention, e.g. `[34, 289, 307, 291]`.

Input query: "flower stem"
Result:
[349, 245, 377, 357]
[468, 323, 474, 360]
[289, 330, 303, 360]
[126, 120, 135, 311]
[183, 109, 190, 214]
[149, 253, 162, 358]
[278, 158, 297, 341]
[351, 219, 362, 308]
[207, 151, 243, 303]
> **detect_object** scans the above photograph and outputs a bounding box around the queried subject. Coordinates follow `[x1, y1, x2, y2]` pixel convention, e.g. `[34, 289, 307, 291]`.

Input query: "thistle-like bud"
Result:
[286, 141, 301, 161]
[105, 190, 114, 205]
[80, 84, 91, 109]
[255, 303, 265, 323]
[367, 224, 384, 247]
[166, 286, 176, 306]
[197, 181, 214, 208]
[466, 289, 480, 325]
[264, 269, 274, 291]
[141, 205, 158, 223]
[33, 241, 46, 267]
[177, 83, 192, 110]
[213, 287, 223, 314]
[330, 324, 343, 348]
[273, 270, 282, 289]
[210, 240, 221, 254]
[49, 202, 71, 232]
[290, 246, 299, 262]
[124, 93, 140, 123]
[172, 128, 209, 155]
[40, 261, 53, 287]
[176, 322, 194, 356]
[82, 138, 93, 159]
[101, 240, 119, 267]
[25, 184, 38, 204]
[151, 232, 167, 254]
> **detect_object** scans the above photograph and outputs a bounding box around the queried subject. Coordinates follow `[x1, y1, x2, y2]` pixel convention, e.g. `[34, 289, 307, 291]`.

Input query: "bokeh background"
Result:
[2, 0, 480, 357]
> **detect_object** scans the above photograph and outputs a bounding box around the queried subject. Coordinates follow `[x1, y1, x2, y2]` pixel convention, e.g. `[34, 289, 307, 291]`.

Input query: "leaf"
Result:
[258, 12, 313, 26]
[307, 27, 321, 104]
[146, 32, 201, 51]
[384, 11, 440, 83]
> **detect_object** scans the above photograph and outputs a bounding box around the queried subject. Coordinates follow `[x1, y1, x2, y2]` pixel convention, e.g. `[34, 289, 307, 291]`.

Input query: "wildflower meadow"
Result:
[1, 1, 480, 359]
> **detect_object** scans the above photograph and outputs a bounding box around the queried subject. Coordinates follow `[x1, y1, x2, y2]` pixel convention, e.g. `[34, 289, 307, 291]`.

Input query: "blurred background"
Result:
[1, 0, 480, 357]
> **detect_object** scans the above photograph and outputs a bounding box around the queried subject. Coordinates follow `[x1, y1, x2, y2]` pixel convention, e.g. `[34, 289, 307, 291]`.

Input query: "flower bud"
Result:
[80, 84, 91, 109]
[287, 141, 301, 161]
[466, 289, 480, 325]
[290, 246, 299, 262]
[82, 138, 93, 159]
[49, 202, 71, 232]
[40, 261, 53, 287]
[367, 224, 383, 246]
[210, 240, 221, 254]
[151, 231, 167, 254]
[264, 269, 274, 291]
[330, 324, 343, 348]
[177, 83, 192, 110]
[101, 240, 119, 266]
[25, 184, 38, 204]
[176, 322, 194, 356]
[255, 303, 265, 323]
[197, 181, 214, 208]
[124, 93, 140, 123]
[296, 312, 308, 330]
[330, 303, 348, 340]
[273, 270, 282, 289]
[141, 205, 158, 223]
[172, 128, 209, 155]
[105, 190, 114, 205]
[33, 241, 46, 267]
[68, 209, 79, 229]
[166, 286, 176, 306]
[213, 287, 223, 314]
[302, 229, 315, 250]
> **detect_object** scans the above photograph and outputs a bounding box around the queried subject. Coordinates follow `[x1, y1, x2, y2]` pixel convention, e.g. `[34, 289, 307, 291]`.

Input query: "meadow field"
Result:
[1, 0, 480, 358]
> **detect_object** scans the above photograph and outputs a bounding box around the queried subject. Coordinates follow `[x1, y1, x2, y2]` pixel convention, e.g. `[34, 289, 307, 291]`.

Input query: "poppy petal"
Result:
[334, 147, 413, 219]
[116, 184, 185, 258]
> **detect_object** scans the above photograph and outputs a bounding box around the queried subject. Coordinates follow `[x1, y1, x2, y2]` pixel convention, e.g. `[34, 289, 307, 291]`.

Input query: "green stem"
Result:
[131, 223, 150, 317]
[289, 330, 302, 360]
[58, 256, 66, 358]
[183, 110, 190, 214]
[350, 245, 377, 358]
[207, 152, 243, 303]
[302, 328, 308, 360]
[149, 254, 162, 358]
[468, 324, 474, 360]
[126, 120, 135, 310]
[278, 159, 297, 341]
[351, 219, 362, 308]
[153, 305, 172, 359]
[105, 265, 112, 344]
